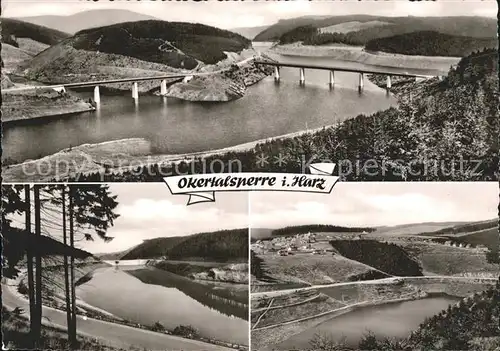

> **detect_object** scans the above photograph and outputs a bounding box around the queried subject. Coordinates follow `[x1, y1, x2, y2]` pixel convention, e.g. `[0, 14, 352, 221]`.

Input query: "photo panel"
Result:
[1, 0, 497, 182]
[2, 183, 250, 350]
[249, 182, 499, 351]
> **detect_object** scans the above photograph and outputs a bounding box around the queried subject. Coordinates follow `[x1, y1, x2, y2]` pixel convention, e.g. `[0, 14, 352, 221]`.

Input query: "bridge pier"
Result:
[132, 82, 139, 101]
[329, 70, 335, 89]
[93, 86, 101, 105]
[386, 75, 392, 89]
[358, 73, 364, 93]
[299, 68, 305, 85]
[160, 79, 167, 95]
[274, 66, 280, 82]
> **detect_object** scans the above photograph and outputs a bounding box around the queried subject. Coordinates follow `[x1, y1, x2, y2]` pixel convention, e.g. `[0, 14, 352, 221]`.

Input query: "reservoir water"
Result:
[3, 46, 451, 163]
[75, 266, 249, 345]
[275, 296, 460, 350]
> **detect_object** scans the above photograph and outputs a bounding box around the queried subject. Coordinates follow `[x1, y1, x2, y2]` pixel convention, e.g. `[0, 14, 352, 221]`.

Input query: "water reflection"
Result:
[127, 268, 248, 320]
[76, 267, 248, 345]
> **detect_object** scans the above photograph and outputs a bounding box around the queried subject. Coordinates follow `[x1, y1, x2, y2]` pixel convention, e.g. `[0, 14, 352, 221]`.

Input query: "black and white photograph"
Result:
[0, 1, 499, 351]
[250, 182, 499, 351]
[1, 0, 498, 182]
[2, 184, 250, 350]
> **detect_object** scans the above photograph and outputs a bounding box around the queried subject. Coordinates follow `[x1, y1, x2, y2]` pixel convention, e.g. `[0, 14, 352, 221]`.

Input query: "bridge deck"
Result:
[64, 75, 187, 88]
[3, 74, 192, 92]
[255, 60, 433, 78]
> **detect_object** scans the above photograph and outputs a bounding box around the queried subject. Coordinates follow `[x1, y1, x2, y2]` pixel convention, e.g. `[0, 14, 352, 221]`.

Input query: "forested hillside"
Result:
[254, 15, 497, 42]
[329, 240, 423, 276]
[120, 228, 248, 261]
[365, 31, 497, 57]
[278, 25, 365, 46]
[275, 26, 495, 57]
[120, 236, 187, 260]
[167, 228, 248, 260]
[272, 224, 375, 237]
[420, 219, 497, 236]
[71, 20, 251, 66]
[308, 280, 500, 350]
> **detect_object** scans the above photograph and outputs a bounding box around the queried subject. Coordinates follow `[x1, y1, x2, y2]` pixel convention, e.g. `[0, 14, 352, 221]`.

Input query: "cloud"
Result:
[82, 193, 249, 254]
[249, 183, 497, 230]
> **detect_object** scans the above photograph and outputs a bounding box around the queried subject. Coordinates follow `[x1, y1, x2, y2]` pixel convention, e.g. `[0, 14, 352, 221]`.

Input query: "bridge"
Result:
[4, 73, 198, 105]
[3, 56, 257, 105]
[254, 60, 439, 91]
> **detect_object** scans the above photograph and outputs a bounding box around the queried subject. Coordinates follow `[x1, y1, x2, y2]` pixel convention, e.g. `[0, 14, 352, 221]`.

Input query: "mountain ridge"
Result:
[98, 228, 248, 261]
[254, 15, 497, 42]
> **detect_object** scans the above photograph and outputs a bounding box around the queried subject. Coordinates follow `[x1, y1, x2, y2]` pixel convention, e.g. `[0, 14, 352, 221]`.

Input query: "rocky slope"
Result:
[164, 59, 274, 102]
[17, 9, 159, 34]
[190, 263, 249, 284]
[16, 20, 271, 100]
[2, 88, 94, 124]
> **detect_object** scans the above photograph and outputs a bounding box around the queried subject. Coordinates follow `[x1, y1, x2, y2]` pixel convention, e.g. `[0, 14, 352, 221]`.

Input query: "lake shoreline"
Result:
[2, 123, 332, 181]
[254, 293, 459, 351]
[8, 265, 248, 350]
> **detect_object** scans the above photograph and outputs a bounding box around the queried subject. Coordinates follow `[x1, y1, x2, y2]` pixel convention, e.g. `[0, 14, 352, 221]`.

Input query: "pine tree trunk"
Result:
[62, 187, 73, 341]
[24, 185, 36, 347]
[33, 185, 43, 347]
[69, 186, 77, 348]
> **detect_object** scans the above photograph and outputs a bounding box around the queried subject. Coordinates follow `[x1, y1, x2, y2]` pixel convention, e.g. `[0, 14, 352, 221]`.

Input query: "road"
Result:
[2, 283, 234, 351]
[2, 56, 258, 93]
[252, 276, 497, 298]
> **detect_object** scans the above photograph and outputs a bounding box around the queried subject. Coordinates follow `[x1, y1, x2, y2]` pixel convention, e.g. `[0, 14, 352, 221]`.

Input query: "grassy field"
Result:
[404, 278, 495, 297]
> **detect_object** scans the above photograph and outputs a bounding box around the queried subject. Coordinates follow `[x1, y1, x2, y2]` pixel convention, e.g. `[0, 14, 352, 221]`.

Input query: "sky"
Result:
[2, 0, 497, 29]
